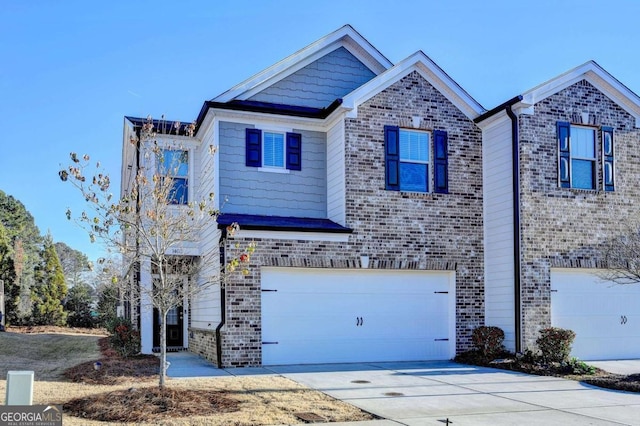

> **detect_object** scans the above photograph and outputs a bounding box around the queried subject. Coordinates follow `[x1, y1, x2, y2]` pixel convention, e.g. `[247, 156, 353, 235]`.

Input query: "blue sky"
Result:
[2, 0, 640, 261]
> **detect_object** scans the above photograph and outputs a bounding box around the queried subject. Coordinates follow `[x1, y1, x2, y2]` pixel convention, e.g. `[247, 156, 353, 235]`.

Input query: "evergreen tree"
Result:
[0, 223, 14, 324]
[0, 190, 42, 323]
[54, 242, 90, 288]
[66, 282, 95, 327]
[96, 281, 118, 328]
[32, 234, 67, 325]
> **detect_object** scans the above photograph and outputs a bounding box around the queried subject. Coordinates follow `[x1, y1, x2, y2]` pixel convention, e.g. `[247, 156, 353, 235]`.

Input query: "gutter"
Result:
[214, 231, 227, 368]
[505, 104, 523, 354]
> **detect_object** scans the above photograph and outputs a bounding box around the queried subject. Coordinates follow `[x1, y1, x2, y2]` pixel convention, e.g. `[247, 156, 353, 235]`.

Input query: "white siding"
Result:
[191, 122, 222, 328]
[327, 118, 346, 225]
[482, 113, 516, 350]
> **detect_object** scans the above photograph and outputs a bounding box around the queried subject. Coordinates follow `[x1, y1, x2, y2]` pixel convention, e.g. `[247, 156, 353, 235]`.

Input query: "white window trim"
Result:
[159, 147, 194, 205]
[259, 126, 293, 173]
[399, 128, 432, 193]
[569, 125, 597, 190]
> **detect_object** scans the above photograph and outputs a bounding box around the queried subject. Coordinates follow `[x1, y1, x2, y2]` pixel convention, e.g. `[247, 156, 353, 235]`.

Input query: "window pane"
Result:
[400, 162, 427, 192]
[400, 130, 429, 162]
[162, 150, 188, 177]
[168, 178, 188, 204]
[264, 132, 284, 167]
[167, 307, 178, 325]
[572, 159, 595, 189]
[570, 127, 595, 158]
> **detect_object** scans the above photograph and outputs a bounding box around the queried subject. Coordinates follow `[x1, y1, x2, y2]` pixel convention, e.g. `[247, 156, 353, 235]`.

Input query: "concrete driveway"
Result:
[268, 361, 640, 426]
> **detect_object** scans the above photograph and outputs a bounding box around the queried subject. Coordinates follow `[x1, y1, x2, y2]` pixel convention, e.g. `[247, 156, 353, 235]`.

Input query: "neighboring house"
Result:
[122, 25, 640, 366]
[477, 62, 640, 360]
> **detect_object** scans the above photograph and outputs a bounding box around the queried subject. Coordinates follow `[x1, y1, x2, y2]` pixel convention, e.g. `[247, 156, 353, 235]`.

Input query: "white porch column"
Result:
[139, 258, 154, 354]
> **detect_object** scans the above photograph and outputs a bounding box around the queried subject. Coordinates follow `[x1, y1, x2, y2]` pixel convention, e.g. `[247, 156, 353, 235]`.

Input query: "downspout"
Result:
[214, 231, 226, 368]
[505, 105, 522, 353]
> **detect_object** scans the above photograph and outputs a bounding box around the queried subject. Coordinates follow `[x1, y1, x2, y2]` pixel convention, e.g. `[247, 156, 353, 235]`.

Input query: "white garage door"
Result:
[261, 268, 455, 365]
[551, 269, 640, 360]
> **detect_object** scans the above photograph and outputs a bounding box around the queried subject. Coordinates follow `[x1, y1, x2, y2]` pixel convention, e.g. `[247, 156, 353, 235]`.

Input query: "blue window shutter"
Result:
[433, 130, 448, 193]
[602, 126, 614, 191]
[246, 128, 262, 167]
[557, 121, 571, 188]
[385, 125, 400, 191]
[286, 132, 302, 171]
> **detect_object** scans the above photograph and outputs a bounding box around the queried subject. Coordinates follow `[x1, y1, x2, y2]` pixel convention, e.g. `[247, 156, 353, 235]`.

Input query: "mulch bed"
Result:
[583, 374, 640, 393]
[64, 337, 159, 385]
[64, 387, 239, 422]
[455, 350, 640, 393]
[62, 336, 240, 422]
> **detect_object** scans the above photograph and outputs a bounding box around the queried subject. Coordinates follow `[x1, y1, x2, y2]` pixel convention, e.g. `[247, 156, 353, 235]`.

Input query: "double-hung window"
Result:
[557, 121, 614, 191]
[385, 125, 448, 193]
[246, 128, 302, 171]
[161, 149, 189, 204]
[263, 131, 285, 168]
[399, 129, 430, 192]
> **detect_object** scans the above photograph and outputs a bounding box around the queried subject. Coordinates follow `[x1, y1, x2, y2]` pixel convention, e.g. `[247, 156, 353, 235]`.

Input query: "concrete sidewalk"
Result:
[167, 354, 640, 425]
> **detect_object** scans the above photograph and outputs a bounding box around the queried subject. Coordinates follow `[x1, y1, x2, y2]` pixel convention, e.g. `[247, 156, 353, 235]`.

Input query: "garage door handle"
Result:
[356, 317, 363, 326]
[621, 315, 628, 325]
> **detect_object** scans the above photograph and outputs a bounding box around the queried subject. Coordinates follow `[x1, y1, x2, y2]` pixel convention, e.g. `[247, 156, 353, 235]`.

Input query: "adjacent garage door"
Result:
[551, 269, 640, 360]
[261, 268, 455, 365]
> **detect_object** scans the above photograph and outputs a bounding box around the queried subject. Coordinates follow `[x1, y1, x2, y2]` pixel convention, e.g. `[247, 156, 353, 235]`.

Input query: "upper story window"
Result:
[263, 131, 285, 168]
[384, 125, 448, 194]
[246, 128, 302, 171]
[399, 129, 430, 192]
[557, 122, 614, 191]
[160, 149, 189, 204]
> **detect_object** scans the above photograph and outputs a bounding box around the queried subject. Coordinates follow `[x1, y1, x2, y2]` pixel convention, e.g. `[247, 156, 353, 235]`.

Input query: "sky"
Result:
[2, 0, 640, 261]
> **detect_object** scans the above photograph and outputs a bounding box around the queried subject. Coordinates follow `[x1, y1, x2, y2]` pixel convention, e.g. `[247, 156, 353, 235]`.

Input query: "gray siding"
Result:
[248, 47, 376, 108]
[218, 121, 327, 218]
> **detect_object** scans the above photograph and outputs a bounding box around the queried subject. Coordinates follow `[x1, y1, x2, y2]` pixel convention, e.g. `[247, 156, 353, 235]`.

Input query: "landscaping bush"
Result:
[567, 357, 596, 375]
[471, 326, 505, 361]
[107, 317, 140, 358]
[536, 327, 576, 363]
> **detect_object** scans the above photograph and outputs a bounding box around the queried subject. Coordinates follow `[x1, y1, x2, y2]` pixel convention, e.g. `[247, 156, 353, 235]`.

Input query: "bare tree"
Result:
[598, 222, 640, 285]
[60, 116, 254, 387]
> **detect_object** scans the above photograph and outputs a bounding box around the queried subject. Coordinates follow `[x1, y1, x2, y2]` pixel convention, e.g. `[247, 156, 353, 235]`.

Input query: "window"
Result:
[399, 130, 429, 192]
[384, 126, 448, 193]
[263, 132, 285, 168]
[160, 149, 189, 204]
[246, 128, 302, 171]
[557, 122, 614, 191]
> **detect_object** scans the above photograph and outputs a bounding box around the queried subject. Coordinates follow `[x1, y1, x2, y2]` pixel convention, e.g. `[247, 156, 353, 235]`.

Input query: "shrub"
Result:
[471, 326, 505, 361]
[107, 317, 140, 358]
[536, 327, 576, 363]
[567, 357, 596, 375]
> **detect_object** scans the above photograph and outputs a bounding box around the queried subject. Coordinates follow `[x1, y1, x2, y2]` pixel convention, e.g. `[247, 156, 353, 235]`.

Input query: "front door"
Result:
[153, 306, 184, 348]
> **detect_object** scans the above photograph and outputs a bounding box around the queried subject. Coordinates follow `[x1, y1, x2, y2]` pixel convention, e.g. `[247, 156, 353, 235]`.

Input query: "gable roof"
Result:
[213, 25, 392, 103]
[341, 50, 486, 120]
[513, 61, 640, 127]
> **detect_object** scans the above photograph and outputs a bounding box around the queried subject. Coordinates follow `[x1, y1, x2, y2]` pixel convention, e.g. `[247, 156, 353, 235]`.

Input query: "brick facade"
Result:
[517, 79, 640, 348]
[218, 71, 485, 367]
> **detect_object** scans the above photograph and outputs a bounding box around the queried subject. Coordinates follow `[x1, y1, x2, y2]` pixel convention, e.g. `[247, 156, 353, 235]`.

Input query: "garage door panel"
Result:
[551, 269, 640, 360]
[261, 268, 455, 365]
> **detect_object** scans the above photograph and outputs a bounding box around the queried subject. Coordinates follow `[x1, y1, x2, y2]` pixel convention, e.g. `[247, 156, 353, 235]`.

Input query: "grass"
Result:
[0, 327, 374, 425]
[0, 330, 104, 381]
